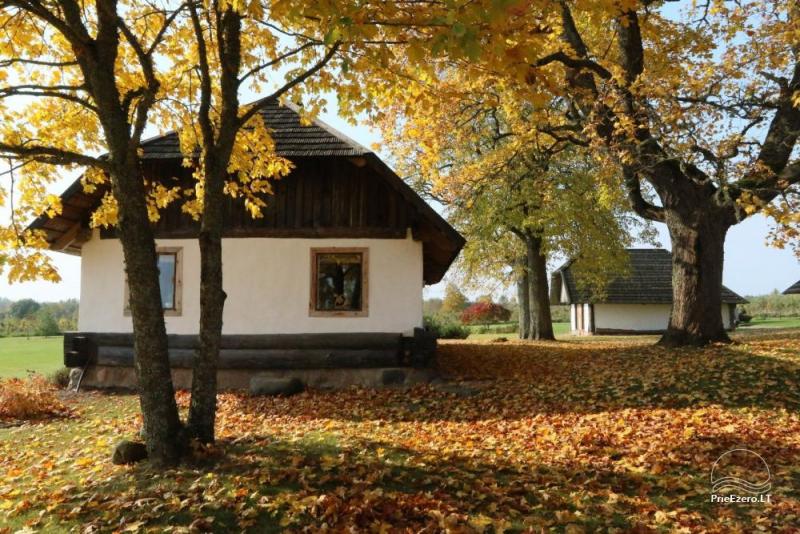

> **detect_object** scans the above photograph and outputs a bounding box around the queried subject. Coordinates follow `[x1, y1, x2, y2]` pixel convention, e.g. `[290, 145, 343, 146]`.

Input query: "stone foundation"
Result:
[80, 365, 437, 391]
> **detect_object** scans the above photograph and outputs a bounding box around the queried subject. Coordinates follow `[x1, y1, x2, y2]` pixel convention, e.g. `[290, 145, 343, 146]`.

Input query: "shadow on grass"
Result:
[30, 431, 793, 533]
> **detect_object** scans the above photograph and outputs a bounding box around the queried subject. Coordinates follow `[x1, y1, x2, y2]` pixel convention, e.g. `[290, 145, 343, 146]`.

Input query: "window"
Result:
[310, 248, 368, 317]
[157, 251, 178, 311]
[124, 247, 182, 316]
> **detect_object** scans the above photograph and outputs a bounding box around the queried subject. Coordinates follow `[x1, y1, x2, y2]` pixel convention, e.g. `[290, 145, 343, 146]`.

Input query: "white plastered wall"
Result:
[593, 303, 671, 331]
[78, 230, 424, 335]
[570, 304, 577, 332]
[593, 303, 734, 331]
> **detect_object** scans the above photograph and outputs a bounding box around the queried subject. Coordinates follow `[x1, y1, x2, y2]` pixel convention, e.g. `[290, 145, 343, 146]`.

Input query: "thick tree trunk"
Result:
[113, 165, 184, 465]
[517, 259, 531, 339]
[660, 211, 731, 346]
[526, 234, 555, 340]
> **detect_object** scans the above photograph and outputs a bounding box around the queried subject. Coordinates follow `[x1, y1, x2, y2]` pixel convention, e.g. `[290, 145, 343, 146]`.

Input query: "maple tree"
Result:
[0, 0, 186, 464]
[0, 0, 397, 448]
[162, 1, 342, 443]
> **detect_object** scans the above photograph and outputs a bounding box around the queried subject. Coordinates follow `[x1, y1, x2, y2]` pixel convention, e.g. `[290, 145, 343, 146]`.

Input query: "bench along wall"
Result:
[79, 231, 424, 335]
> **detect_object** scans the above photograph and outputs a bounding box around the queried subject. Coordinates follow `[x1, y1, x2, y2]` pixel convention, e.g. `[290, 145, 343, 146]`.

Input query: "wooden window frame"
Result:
[309, 247, 369, 318]
[124, 247, 183, 317]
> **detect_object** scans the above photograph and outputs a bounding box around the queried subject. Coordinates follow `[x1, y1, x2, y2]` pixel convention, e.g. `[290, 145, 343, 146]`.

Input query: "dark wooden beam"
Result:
[52, 222, 90, 251]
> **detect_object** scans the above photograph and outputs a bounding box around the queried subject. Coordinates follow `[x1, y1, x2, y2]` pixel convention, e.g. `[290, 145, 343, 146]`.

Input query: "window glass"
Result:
[315, 252, 363, 312]
[158, 253, 177, 310]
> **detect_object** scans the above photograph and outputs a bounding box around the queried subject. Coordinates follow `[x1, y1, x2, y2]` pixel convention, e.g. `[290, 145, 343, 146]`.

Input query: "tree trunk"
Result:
[517, 257, 531, 339]
[525, 234, 555, 340]
[660, 210, 731, 346]
[186, 157, 228, 443]
[113, 165, 184, 465]
[184, 6, 242, 443]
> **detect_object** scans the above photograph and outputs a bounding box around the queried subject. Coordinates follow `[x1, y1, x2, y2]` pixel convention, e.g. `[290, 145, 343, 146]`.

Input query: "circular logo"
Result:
[711, 449, 771, 495]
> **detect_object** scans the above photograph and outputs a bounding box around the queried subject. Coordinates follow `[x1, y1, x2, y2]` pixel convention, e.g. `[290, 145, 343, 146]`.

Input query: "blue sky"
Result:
[1, 102, 797, 302]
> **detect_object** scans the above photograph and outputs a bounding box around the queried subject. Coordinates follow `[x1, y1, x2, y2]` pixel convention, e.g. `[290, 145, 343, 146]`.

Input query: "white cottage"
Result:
[29, 100, 465, 389]
[550, 249, 746, 335]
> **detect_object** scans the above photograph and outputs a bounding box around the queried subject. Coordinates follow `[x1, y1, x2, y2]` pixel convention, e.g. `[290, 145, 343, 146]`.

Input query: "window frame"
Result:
[124, 247, 183, 317]
[309, 247, 369, 318]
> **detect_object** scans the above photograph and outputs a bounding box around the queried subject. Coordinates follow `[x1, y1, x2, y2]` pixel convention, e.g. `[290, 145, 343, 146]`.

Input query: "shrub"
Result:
[48, 367, 72, 389]
[424, 314, 470, 339]
[550, 305, 570, 323]
[460, 302, 511, 325]
[0, 375, 70, 421]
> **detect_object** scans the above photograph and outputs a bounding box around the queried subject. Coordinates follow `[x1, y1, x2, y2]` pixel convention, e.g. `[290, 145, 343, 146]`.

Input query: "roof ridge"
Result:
[280, 100, 372, 156]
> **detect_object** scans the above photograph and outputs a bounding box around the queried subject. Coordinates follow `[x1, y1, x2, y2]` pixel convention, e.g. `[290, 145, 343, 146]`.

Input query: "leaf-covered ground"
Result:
[1, 330, 800, 532]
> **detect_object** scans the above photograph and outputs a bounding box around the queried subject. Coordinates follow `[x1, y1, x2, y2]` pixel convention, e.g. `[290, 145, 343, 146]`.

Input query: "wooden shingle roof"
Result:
[552, 248, 747, 305]
[137, 99, 371, 159]
[783, 280, 800, 295]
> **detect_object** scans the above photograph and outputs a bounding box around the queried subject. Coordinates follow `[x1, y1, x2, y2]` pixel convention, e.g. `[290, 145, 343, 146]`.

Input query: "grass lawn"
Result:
[468, 321, 570, 340]
[2, 329, 800, 532]
[0, 336, 63, 378]
[468, 317, 800, 342]
[740, 316, 800, 329]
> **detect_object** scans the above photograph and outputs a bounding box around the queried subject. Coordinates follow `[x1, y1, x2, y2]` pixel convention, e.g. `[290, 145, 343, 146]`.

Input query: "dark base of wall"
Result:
[593, 328, 667, 335]
[80, 365, 437, 391]
[582, 327, 737, 336]
[65, 330, 437, 390]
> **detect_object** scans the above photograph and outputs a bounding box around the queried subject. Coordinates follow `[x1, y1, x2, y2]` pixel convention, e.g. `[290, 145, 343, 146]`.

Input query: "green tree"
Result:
[9, 299, 40, 320]
[35, 309, 60, 337]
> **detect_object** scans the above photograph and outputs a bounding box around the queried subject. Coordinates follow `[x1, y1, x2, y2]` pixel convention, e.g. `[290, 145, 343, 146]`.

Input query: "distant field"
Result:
[0, 336, 63, 378]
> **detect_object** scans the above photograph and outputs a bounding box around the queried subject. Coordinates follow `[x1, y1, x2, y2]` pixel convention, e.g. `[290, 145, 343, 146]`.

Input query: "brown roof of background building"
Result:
[551, 248, 747, 305]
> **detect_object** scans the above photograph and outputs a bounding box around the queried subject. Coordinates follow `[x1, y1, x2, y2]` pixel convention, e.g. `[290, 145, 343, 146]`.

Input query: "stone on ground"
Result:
[111, 440, 148, 465]
[249, 376, 304, 397]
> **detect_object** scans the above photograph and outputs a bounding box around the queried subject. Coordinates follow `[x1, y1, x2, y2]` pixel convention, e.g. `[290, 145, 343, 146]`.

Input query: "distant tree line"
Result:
[0, 298, 78, 337]
[741, 292, 800, 319]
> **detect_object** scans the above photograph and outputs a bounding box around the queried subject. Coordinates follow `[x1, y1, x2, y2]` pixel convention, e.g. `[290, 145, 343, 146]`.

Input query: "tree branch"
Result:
[0, 141, 108, 170]
[238, 41, 321, 85]
[622, 166, 665, 222]
[237, 42, 341, 128]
